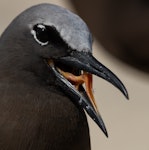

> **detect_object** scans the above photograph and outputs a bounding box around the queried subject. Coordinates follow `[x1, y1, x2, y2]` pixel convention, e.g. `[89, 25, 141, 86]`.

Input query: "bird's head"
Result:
[0, 4, 128, 137]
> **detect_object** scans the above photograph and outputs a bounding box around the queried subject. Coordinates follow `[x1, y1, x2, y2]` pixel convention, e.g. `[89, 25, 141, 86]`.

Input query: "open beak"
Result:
[47, 50, 129, 137]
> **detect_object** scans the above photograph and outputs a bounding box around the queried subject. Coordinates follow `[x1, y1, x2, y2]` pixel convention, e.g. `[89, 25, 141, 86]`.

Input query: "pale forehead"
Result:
[25, 4, 93, 52]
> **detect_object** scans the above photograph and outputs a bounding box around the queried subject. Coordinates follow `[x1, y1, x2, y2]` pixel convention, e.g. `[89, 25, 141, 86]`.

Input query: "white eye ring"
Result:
[31, 24, 49, 46]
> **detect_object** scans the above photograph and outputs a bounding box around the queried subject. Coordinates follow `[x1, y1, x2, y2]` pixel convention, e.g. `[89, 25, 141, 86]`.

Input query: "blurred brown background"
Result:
[72, 0, 149, 72]
[0, 0, 149, 150]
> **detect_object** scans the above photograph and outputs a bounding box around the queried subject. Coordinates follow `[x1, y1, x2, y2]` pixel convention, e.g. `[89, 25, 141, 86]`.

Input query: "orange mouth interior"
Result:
[58, 69, 98, 112]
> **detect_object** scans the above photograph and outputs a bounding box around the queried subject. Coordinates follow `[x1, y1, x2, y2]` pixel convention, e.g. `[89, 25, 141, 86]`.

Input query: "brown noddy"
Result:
[0, 3, 128, 150]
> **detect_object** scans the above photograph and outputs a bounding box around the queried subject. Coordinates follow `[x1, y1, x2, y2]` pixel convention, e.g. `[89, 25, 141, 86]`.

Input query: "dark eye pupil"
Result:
[33, 24, 49, 43]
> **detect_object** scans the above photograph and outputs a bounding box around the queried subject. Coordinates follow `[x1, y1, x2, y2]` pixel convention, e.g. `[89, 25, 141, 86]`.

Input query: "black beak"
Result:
[47, 50, 128, 137]
[58, 51, 129, 99]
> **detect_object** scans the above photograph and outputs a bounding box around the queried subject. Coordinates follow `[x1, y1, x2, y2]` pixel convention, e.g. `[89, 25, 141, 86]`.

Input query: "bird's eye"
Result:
[31, 24, 49, 46]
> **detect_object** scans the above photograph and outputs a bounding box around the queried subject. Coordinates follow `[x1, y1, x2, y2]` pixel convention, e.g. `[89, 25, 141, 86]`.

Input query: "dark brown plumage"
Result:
[0, 3, 128, 150]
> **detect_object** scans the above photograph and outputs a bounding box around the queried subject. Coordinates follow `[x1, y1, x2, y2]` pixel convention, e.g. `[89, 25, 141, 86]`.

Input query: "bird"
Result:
[0, 3, 128, 150]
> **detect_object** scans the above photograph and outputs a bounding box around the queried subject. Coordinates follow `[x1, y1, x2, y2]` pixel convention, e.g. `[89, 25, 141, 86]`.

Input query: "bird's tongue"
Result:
[58, 69, 99, 112]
